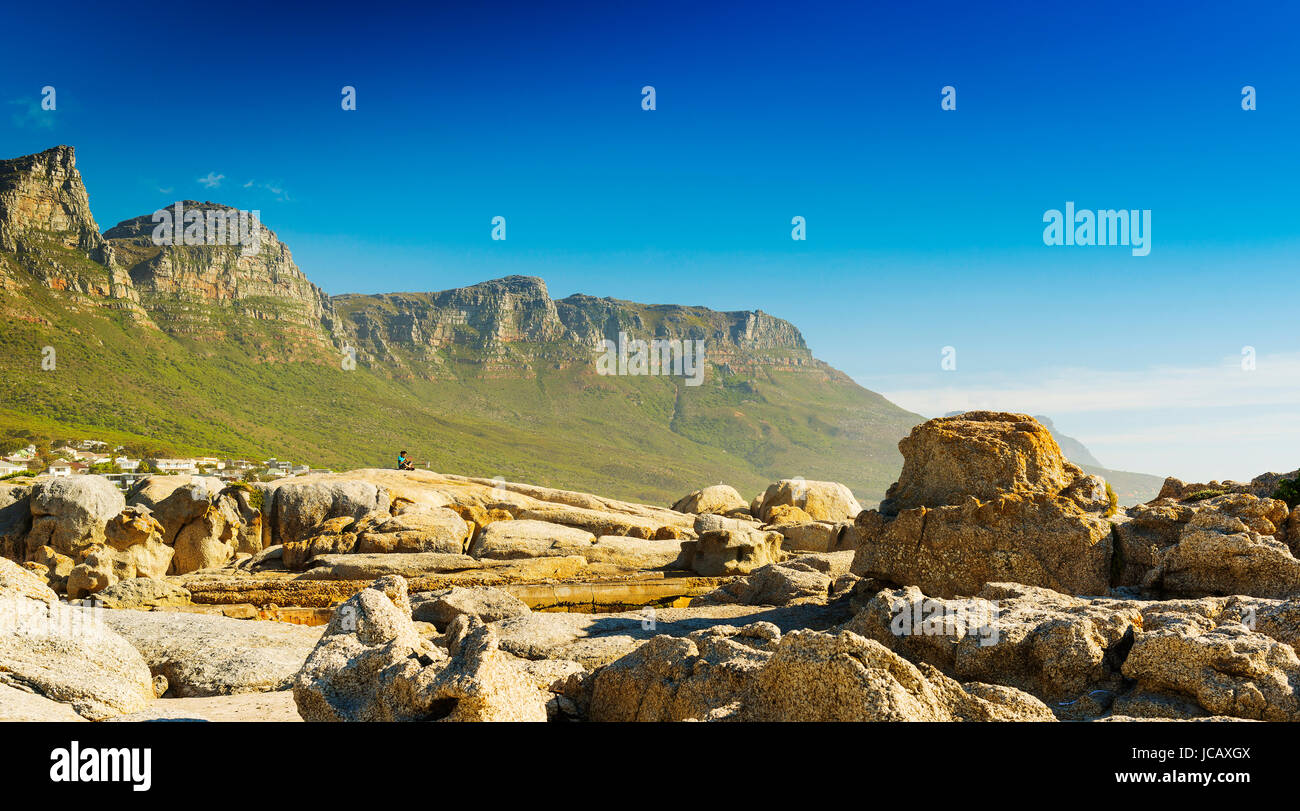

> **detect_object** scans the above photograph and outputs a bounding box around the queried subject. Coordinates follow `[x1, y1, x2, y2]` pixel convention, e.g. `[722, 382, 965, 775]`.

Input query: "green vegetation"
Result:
[0, 274, 920, 505]
[227, 480, 264, 512]
[1078, 464, 1164, 505]
[1273, 476, 1300, 509]
[1104, 481, 1118, 517]
[1183, 489, 1227, 502]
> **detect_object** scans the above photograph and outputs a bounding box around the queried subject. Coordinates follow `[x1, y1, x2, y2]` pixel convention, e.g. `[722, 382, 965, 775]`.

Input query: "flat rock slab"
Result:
[177, 575, 374, 608]
[493, 603, 849, 669]
[101, 610, 324, 697]
[297, 552, 594, 582]
[0, 682, 87, 721]
[505, 578, 723, 611]
[106, 691, 302, 722]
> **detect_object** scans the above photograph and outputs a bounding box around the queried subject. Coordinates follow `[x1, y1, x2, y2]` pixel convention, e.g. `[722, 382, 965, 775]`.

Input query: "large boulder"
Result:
[681, 527, 784, 576]
[751, 479, 862, 523]
[293, 575, 548, 722]
[65, 507, 174, 598]
[880, 411, 1108, 515]
[283, 516, 359, 570]
[411, 586, 531, 631]
[90, 577, 191, 609]
[701, 561, 833, 606]
[585, 536, 686, 569]
[1116, 493, 1300, 598]
[514, 504, 670, 539]
[849, 413, 1114, 598]
[127, 475, 226, 544]
[769, 520, 845, 553]
[128, 477, 262, 572]
[267, 479, 391, 548]
[355, 507, 471, 555]
[469, 519, 687, 569]
[846, 581, 1300, 721]
[588, 622, 1054, 722]
[672, 485, 748, 516]
[101, 610, 323, 697]
[1121, 616, 1300, 721]
[0, 557, 154, 720]
[701, 553, 856, 606]
[851, 493, 1113, 598]
[171, 496, 243, 573]
[847, 583, 1141, 708]
[468, 519, 596, 559]
[25, 476, 125, 558]
[0, 484, 32, 562]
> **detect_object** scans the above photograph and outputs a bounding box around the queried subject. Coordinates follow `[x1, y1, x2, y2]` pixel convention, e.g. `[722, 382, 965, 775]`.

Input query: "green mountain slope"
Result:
[0, 146, 922, 505]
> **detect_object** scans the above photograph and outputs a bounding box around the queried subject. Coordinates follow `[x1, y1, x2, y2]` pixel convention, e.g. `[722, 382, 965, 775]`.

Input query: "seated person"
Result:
[397, 450, 415, 470]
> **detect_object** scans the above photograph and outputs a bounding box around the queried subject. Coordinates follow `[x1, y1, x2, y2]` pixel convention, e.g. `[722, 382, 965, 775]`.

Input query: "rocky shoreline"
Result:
[3, 411, 1298, 722]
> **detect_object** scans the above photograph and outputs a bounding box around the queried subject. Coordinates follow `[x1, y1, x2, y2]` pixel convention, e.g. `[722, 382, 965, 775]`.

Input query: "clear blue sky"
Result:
[3, 0, 1298, 481]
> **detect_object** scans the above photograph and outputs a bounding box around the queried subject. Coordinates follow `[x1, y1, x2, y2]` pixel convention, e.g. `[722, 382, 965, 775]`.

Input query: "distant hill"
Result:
[1029, 416, 1164, 504]
[0, 146, 923, 505]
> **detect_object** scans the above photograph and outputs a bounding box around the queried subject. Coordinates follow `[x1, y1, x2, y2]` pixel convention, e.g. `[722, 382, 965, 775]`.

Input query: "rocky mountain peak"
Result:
[0, 146, 818, 374]
[102, 200, 334, 358]
[0, 145, 111, 265]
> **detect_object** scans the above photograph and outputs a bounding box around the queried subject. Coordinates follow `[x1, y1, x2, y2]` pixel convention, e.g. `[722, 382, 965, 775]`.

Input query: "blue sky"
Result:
[3, 0, 1298, 481]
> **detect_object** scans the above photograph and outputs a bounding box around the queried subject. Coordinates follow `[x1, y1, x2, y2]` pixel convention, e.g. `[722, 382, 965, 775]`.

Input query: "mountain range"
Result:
[0, 146, 1164, 504]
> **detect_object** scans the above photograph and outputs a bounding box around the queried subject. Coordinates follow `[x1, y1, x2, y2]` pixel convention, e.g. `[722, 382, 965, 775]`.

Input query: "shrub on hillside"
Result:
[1273, 476, 1300, 509]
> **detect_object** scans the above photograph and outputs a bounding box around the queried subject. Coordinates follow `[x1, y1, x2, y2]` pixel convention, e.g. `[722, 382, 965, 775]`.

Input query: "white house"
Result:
[114, 457, 141, 471]
[103, 472, 143, 489]
[0, 460, 25, 476]
[46, 463, 73, 478]
[150, 458, 199, 474]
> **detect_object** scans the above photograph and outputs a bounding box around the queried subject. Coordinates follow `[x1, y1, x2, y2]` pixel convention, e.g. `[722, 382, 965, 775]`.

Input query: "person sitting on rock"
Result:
[397, 450, 415, 471]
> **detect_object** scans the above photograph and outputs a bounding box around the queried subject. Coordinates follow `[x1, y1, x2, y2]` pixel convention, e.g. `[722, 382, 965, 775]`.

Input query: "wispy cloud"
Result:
[878, 352, 1300, 417]
[197, 172, 225, 188]
[872, 351, 1300, 481]
[7, 98, 54, 130]
[241, 179, 291, 202]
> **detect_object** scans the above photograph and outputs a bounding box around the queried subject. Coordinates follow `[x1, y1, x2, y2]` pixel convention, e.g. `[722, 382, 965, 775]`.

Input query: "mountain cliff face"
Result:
[2, 148, 825, 379]
[0, 146, 111, 264]
[0, 146, 134, 308]
[104, 202, 336, 360]
[333, 276, 827, 380]
[0, 145, 923, 503]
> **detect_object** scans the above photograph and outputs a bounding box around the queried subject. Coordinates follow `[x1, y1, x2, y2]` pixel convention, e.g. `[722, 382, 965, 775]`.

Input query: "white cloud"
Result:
[878, 352, 1300, 417]
[239, 179, 290, 202]
[869, 351, 1300, 482]
[197, 172, 225, 189]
